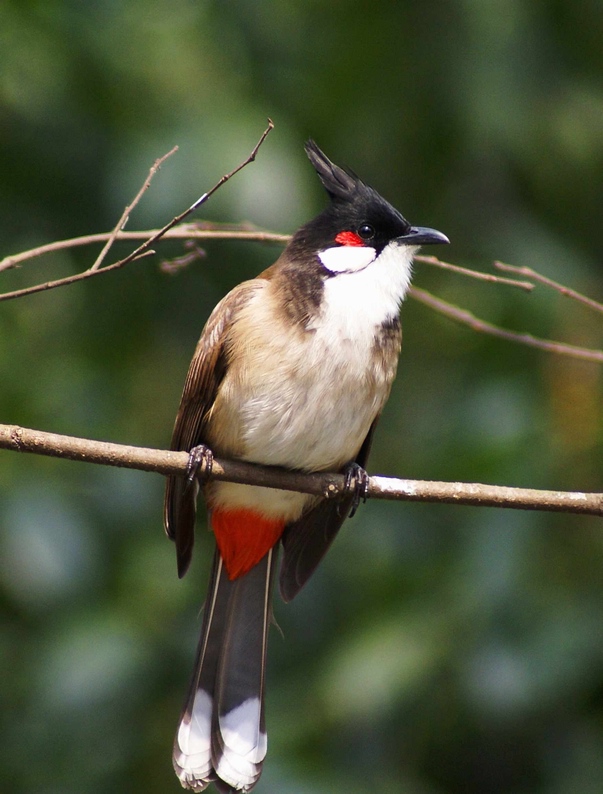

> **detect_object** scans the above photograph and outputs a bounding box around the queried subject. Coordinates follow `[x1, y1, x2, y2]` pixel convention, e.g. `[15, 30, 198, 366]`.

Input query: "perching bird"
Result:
[164, 140, 449, 792]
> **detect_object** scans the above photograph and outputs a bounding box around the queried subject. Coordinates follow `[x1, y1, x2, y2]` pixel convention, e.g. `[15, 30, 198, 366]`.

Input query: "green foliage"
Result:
[1, 2, 603, 792]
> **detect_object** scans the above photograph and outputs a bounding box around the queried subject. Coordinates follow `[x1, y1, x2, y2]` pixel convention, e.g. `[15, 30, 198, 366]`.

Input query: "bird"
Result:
[164, 140, 449, 792]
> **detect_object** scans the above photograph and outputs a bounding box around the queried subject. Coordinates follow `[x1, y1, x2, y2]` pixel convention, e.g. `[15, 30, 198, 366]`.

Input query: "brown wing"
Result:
[164, 281, 260, 578]
[278, 418, 379, 603]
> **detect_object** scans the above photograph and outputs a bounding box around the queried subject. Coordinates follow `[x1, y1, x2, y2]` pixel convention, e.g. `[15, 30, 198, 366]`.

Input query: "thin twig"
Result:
[494, 261, 603, 314]
[187, 119, 274, 213]
[409, 286, 603, 363]
[0, 120, 275, 302]
[416, 255, 534, 292]
[0, 250, 157, 302]
[0, 423, 601, 517]
[115, 119, 275, 268]
[90, 146, 179, 271]
[0, 225, 290, 273]
[160, 240, 207, 274]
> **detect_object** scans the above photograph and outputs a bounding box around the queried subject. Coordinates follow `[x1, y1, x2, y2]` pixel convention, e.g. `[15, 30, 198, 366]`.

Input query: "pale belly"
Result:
[205, 323, 396, 521]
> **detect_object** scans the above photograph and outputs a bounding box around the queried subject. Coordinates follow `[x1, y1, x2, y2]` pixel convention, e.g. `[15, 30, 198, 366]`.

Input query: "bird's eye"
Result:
[358, 224, 375, 240]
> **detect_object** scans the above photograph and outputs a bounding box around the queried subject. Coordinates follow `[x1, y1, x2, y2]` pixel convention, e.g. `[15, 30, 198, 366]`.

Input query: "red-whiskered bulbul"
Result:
[164, 140, 449, 792]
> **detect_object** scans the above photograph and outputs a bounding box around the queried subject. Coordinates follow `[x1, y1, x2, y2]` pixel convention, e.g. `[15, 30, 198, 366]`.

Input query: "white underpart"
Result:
[215, 698, 267, 790]
[174, 690, 213, 786]
[318, 244, 376, 273]
[212, 240, 417, 520]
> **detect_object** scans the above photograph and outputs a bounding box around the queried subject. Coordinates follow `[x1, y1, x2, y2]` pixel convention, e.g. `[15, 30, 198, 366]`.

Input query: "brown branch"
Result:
[0, 119, 275, 302]
[494, 261, 603, 314]
[85, 118, 273, 269]
[0, 147, 178, 292]
[90, 146, 179, 272]
[186, 119, 274, 213]
[1, 423, 602, 517]
[409, 286, 603, 363]
[415, 255, 534, 292]
[0, 225, 291, 273]
[0, 250, 157, 302]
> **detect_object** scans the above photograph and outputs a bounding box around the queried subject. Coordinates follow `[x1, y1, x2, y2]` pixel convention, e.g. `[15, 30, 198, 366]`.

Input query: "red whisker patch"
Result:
[335, 231, 364, 247]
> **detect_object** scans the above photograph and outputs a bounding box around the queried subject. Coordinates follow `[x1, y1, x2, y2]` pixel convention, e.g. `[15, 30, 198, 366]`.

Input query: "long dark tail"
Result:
[173, 548, 277, 792]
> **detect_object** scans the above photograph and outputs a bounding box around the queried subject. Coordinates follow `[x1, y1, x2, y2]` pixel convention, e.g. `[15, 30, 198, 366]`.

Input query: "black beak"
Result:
[398, 226, 450, 246]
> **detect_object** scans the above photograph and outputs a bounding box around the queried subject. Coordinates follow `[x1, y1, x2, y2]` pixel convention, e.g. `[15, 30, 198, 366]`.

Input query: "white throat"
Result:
[312, 240, 415, 334]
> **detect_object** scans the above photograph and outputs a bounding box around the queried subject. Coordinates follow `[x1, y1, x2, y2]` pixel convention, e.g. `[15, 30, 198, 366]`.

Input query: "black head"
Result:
[289, 140, 448, 257]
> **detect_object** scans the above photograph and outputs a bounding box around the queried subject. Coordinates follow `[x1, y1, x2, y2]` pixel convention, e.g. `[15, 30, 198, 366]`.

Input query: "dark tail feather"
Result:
[174, 548, 277, 792]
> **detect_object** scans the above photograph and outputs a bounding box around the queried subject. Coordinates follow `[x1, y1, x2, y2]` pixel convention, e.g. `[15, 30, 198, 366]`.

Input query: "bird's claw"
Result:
[185, 444, 214, 491]
[340, 462, 370, 518]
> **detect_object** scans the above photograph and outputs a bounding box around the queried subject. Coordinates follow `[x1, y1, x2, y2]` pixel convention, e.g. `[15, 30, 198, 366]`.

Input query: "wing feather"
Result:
[164, 280, 262, 577]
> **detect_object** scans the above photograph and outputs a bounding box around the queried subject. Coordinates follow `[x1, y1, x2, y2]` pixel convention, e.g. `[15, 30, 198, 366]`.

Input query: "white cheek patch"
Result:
[318, 245, 376, 274]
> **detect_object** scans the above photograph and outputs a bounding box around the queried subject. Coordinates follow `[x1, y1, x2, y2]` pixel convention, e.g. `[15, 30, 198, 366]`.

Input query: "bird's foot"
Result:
[340, 461, 370, 518]
[185, 444, 214, 492]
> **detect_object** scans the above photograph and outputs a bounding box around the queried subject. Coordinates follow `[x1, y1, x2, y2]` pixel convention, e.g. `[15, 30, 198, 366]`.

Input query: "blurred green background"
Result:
[1, 1, 603, 792]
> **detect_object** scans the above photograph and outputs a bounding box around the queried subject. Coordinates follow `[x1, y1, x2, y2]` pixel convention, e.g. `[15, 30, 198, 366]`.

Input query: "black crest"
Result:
[304, 140, 363, 202]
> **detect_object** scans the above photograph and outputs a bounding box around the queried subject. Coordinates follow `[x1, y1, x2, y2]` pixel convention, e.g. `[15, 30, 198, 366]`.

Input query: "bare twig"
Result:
[0, 423, 601, 517]
[0, 119, 275, 302]
[90, 146, 178, 272]
[118, 119, 275, 266]
[0, 250, 157, 302]
[160, 240, 207, 274]
[409, 286, 603, 363]
[0, 225, 290, 273]
[187, 119, 274, 213]
[416, 255, 534, 292]
[0, 147, 178, 286]
[494, 261, 603, 314]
